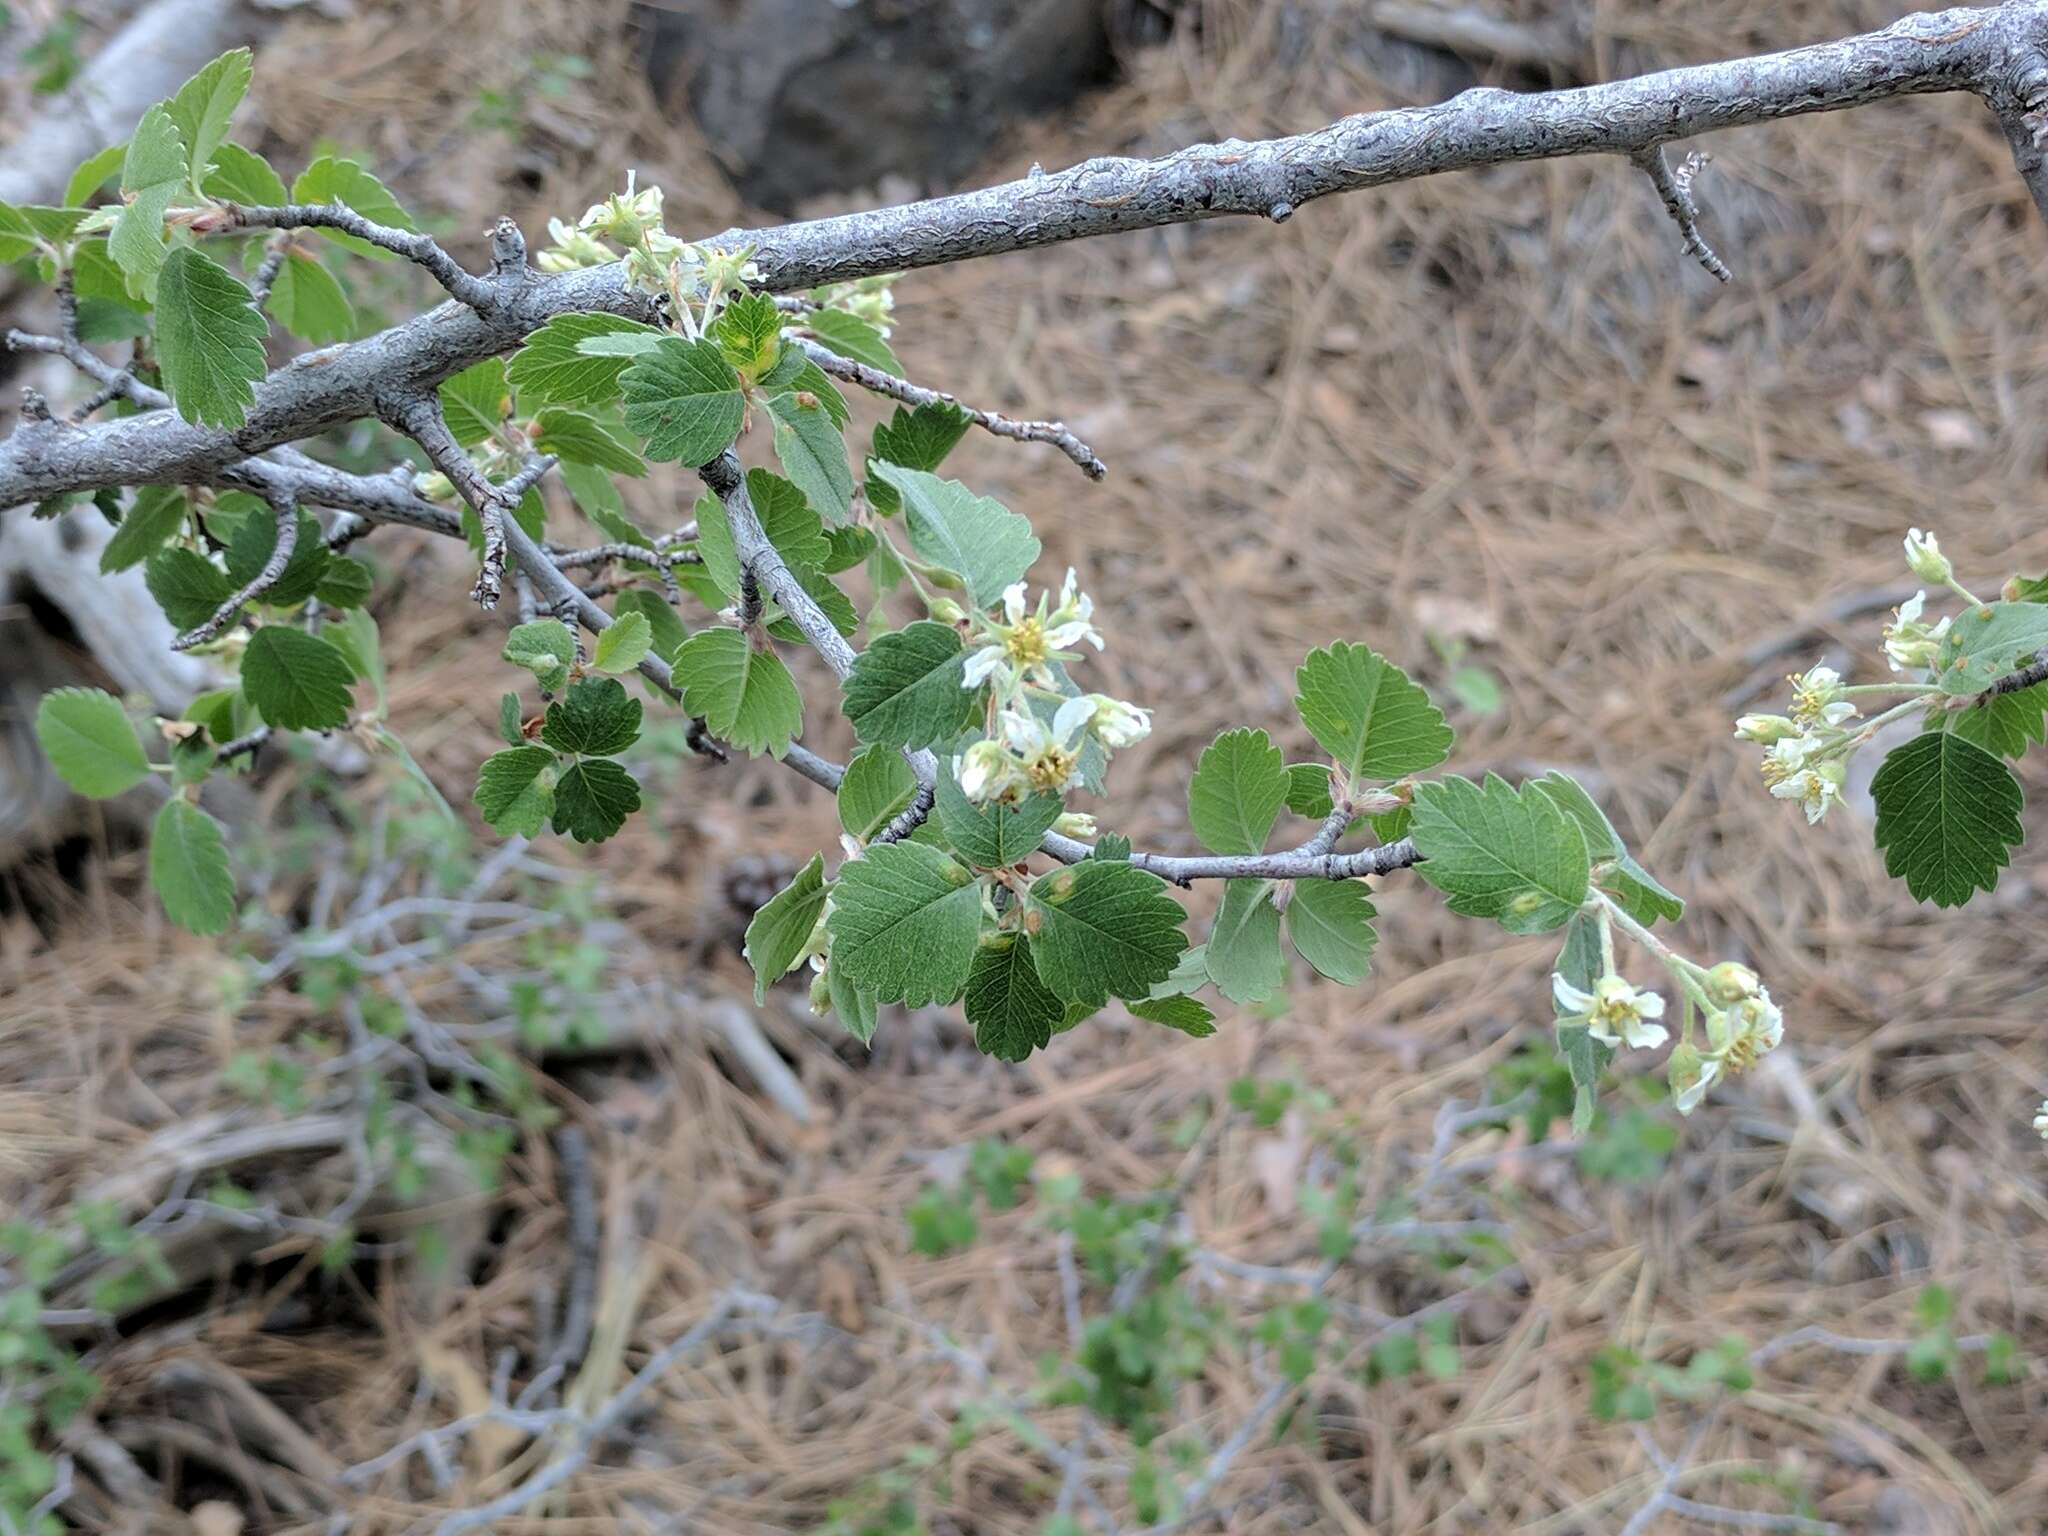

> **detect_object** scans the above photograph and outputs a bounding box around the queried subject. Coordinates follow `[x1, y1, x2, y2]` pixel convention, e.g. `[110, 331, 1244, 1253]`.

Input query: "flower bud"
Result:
[1904, 528, 1952, 585]
[1053, 812, 1097, 838]
[958, 739, 1014, 803]
[1733, 714, 1799, 744]
[927, 597, 966, 624]
[1703, 961, 1760, 1004]
[1082, 694, 1151, 749]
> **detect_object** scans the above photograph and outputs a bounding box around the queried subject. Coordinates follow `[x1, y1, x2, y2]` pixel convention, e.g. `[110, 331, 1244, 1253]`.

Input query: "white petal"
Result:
[1551, 973, 1594, 1014]
[1623, 1018, 1670, 1050]
[1002, 582, 1028, 624]
[1052, 695, 1095, 744]
[961, 646, 1007, 689]
[1636, 990, 1666, 1020]
[1000, 709, 1043, 755]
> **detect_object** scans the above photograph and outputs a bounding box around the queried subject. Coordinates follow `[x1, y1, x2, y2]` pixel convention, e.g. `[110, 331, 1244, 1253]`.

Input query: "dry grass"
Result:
[6, 0, 2048, 1531]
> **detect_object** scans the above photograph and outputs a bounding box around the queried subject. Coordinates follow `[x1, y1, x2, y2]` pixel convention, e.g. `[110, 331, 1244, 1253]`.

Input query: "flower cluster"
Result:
[1667, 964, 1784, 1112]
[1735, 661, 1858, 825]
[535, 172, 760, 317]
[946, 571, 1152, 805]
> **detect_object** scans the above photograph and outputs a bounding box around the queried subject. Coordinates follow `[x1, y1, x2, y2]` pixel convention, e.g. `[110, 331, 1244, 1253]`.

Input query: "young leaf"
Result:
[151, 798, 236, 935]
[1284, 762, 1336, 819]
[766, 387, 854, 526]
[503, 619, 577, 693]
[873, 463, 1040, 608]
[839, 745, 920, 842]
[67, 141, 128, 207]
[966, 933, 1066, 1062]
[1188, 727, 1288, 855]
[240, 627, 357, 730]
[827, 841, 983, 1006]
[1294, 642, 1453, 781]
[1410, 773, 1591, 933]
[936, 769, 1061, 868]
[440, 358, 509, 447]
[264, 251, 355, 344]
[166, 47, 252, 188]
[146, 547, 235, 630]
[803, 308, 903, 374]
[154, 247, 269, 429]
[498, 692, 526, 747]
[1527, 771, 1683, 926]
[841, 620, 981, 749]
[532, 408, 645, 476]
[509, 313, 663, 408]
[1871, 731, 2024, 908]
[1945, 684, 2048, 759]
[671, 628, 803, 757]
[540, 676, 642, 756]
[867, 402, 971, 515]
[315, 556, 374, 610]
[743, 853, 829, 1003]
[551, 758, 641, 843]
[98, 485, 186, 573]
[712, 291, 783, 380]
[1127, 994, 1217, 1038]
[110, 104, 186, 298]
[35, 687, 150, 798]
[473, 745, 556, 836]
[202, 141, 288, 205]
[1204, 879, 1286, 1005]
[613, 589, 689, 667]
[1025, 860, 1188, 1006]
[1285, 878, 1377, 985]
[828, 962, 881, 1046]
[591, 612, 652, 674]
[1933, 601, 2048, 694]
[289, 156, 417, 259]
[621, 337, 745, 464]
[1559, 1023, 1614, 1136]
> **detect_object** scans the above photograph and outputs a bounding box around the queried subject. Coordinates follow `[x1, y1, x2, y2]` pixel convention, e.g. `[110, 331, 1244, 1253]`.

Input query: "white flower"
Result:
[1706, 990, 1784, 1072]
[535, 217, 614, 273]
[1734, 714, 1800, 744]
[1670, 1044, 1720, 1115]
[958, 739, 1020, 803]
[998, 698, 1093, 796]
[1079, 693, 1151, 749]
[578, 171, 665, 244]
[963, 573, 1105, 699]
[2036, 1100, 2048, 1140]
[1553, 972, 1669, 1050]
[1768, 755, 1845, 825]
[1882, 591, 1949, 673]
[1047, 568, 1103, 652]
[1904, 528, 1952, 585]
[961, 642, 1015, 693]
[1788, 664, 1856, 730]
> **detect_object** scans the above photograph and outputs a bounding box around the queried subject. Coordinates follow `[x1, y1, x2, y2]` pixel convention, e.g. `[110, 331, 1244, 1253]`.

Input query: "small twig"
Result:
[7, 328, 161, 411]
[519, 1125, 601, 1410]
[215, 727, 273, 764]
[1620, 1412, 1720, 1536]
[387, 396, 531, 609]
[210, 203, 501, 313]
[546, 541, 700, 570]
[796, 337, 1108, 479]
[1628, 145, 1733, 281]
[248, 232, 292, 310]
[173, 491, 300, 649]
[872, 783, 936, 845]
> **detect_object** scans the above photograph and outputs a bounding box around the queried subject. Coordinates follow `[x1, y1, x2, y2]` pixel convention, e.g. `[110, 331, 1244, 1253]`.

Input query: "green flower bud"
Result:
[1703, 961, 1760, 1005]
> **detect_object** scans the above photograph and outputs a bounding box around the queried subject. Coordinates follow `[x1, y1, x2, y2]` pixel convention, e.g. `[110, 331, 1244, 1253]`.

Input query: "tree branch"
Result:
[203, 203, 502, 313]
[172, 489, 297, 649]
[794, 338, 1107, 479]
[1628, 145, 1733, 281]
[384, 395, 525, 609]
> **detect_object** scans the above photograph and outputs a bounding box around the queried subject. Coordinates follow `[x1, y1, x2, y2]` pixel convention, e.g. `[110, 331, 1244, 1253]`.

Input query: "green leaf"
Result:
[541, 676, 641, 756]
[327, 607, 385, 712]
[1026, 860, 1188, 1006]
[789, 360, 849, 426]
[1284, 762, 1336, 819]
[1410, 773, 1590, 933]
[110, 104, 186, 298]
[827, 962, 881, 1046]
[841, 620, 981, 749]
[1558, 1021, 1614, 1136]
[1934, 601, 2048, 694]
[145, 547, 234, 630]
[509, 313, 663, 408]
[289, 156, 416, 259]
[744, 853, 829, 1003]
[503, 619, 577, 693]
[621, 336, 744, 465]
[551, 758, 641, 843]
[151, 798, 235, 935]
[767, 387, 854, 526]
[1188, 728, 1287, 855]
[472, 745, 556, 836]
[264, 251, 354, 343]
[315, 556, 374, 610]
[873, 463, 1040, 609]
[166, 48, 252, 188]
[498, 692, 525, 746]
[690, 472, 828, 601]
[712, 291, 783, 380]
[1870, 731, 2024, 908]
[671, 628, 803, 757]
[613, 589, 688, 667]
[1294, 642, 1453, 781]
[532, 407, 645, 476]
[827, 841, 983, 1006]
[591, 612, 652, 674]
[99, 485, 186, 573]
[201, 141, 288, 206]
[839, 746, 920, 841]
[241, 627, 357, 729]
[1127, 994, 1217, 1038]
[1527, 771, 1683, 926]
[35, 688, 150, 798]
[868, 403, 970, 514]
[1204, 879, 1286, 1005]
[936, 769, 1061, 868]
[226, 509, 329, 607]
[1285, 879, 1377, 985]
[439, 358, 508, 448]
[804, 308, 903, 374]
[1945, 684, 2048, 759]
[154, 246, 269, 429]
[966, 933, 1066, 1062]
[67, 141, 128, 207]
